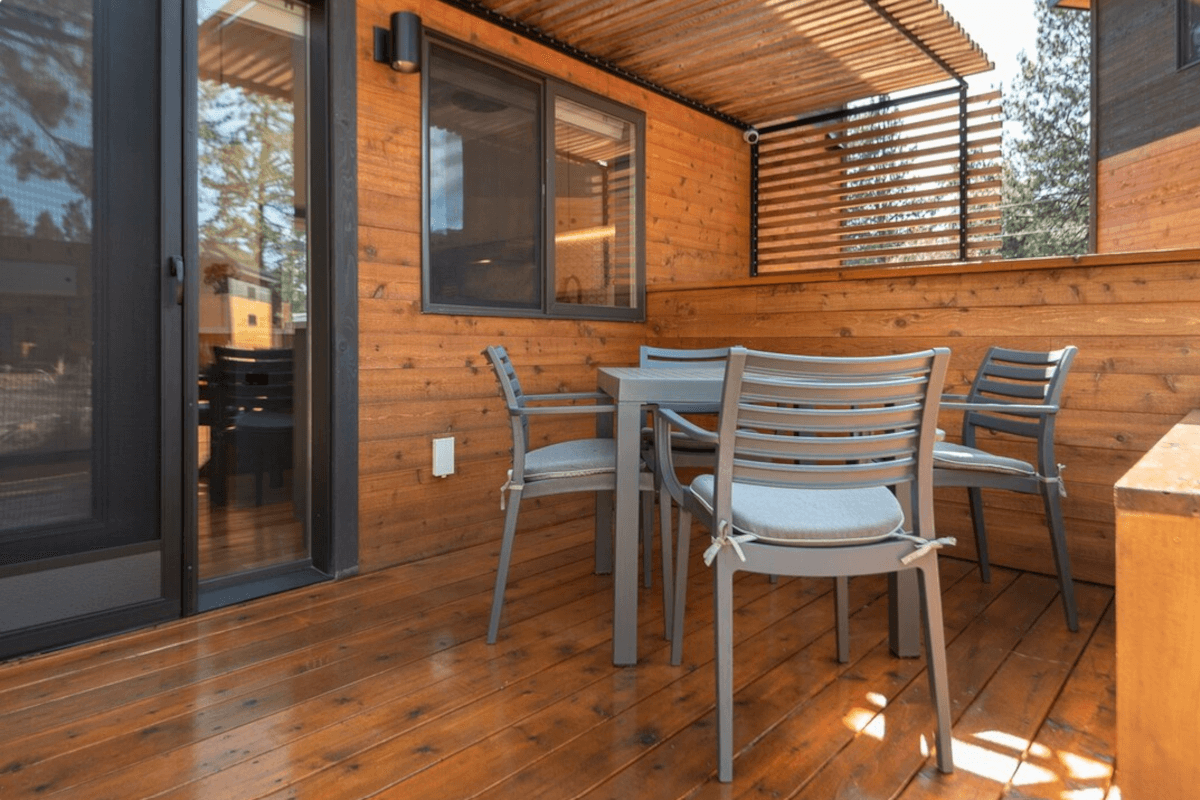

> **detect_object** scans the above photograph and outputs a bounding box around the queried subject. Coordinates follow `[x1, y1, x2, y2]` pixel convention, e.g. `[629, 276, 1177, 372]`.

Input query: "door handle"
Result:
[168, 255, 184, 305]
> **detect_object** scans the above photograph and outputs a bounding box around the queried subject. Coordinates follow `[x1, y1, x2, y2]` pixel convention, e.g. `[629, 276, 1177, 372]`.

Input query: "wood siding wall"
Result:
[1093, 0, 1200, 251]
[356, 1, 749, 571]
[1097, 125, 1200, 251]
[645, 250, 1200, 586]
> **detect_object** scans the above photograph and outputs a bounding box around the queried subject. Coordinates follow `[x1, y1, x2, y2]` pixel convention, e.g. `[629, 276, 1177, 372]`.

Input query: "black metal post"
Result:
[958, 84, 969, 261]
[750, 138, 759, 275]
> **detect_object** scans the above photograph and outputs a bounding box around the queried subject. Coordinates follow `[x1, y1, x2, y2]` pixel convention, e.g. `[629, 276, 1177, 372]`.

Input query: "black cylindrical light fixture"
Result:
[391, 11, 421, 73]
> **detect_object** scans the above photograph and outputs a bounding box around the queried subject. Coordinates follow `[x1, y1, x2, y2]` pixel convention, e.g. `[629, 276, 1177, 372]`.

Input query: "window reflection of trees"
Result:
[198, 80, 308, 322]
[0, 0, 94, 531]
[0, 0, 94, 243]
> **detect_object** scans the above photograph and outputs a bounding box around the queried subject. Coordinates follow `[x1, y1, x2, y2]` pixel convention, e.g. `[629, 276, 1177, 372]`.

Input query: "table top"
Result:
[596, 365, 725, 405]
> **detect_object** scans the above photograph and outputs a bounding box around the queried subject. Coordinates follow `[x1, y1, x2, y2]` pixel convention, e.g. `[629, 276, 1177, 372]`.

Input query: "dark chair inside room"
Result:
[206, 346, 295, 507]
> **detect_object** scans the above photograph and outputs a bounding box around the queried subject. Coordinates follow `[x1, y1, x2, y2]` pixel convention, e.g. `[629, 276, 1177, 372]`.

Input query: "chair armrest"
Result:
[653, 408, 717, 505]
[656, 408, 719, 444]
[517, 403, 616, 417]
[523, 391, 613, 404]
[513, 391, 617, 417]
[940, 397, 1059, 416]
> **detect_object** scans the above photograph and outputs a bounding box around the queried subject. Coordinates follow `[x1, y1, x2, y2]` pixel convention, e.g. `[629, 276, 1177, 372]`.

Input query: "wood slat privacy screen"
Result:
[754, 89, 1003, 273]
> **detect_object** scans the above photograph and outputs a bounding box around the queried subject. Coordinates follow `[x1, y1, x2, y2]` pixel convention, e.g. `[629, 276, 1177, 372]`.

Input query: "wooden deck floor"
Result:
[0, 523, 1119, 800]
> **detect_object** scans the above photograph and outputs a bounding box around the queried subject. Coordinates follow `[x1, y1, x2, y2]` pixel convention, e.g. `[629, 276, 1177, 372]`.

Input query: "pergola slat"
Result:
[461, 0, 992, 127]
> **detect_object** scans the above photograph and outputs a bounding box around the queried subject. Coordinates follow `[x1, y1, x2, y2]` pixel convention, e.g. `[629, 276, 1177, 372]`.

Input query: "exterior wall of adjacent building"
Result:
[1094, 0, 1200, 251]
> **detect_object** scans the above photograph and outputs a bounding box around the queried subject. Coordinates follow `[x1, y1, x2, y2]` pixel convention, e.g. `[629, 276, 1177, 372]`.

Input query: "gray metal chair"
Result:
[483, 345, 655, 644]
[934, 345, 1079, 631]
[638, 345, 729, 631]
[658, 346, 954, 782]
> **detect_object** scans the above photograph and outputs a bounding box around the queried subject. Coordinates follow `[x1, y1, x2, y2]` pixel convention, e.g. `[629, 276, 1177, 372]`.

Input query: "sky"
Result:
[937, 0, 1040, 91]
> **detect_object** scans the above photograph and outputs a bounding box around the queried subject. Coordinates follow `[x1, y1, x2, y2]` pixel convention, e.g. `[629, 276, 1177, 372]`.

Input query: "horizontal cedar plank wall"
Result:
[1097, 124, 1200, 252]
[356, 1, 750, 571]
[647, 250, 1200, 586]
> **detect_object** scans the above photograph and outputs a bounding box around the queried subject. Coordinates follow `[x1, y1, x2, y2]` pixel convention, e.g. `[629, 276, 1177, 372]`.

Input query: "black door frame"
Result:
[0, 0, 185, 659]
[0, 0, 356, 658]
[180, 0, 358, 615]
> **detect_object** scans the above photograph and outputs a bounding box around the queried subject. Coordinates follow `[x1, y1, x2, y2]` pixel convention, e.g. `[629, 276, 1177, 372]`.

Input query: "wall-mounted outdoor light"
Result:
[374, 12, 421, 73]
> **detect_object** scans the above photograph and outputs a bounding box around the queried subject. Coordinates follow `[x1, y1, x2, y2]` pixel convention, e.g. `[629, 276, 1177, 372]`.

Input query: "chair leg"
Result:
[487, 496, 523, 644]
[670, 507, 693, 666]
[209, 434, 228, 506]
[659, 488, 674, 639]
[834, 576, 850, 664]
[1041, 485, 1079, 632]
[713, 549, 737, 782]
[642, 488, 654, 588]
[966, 487, 991, 583]
[916, 559, 954, 774]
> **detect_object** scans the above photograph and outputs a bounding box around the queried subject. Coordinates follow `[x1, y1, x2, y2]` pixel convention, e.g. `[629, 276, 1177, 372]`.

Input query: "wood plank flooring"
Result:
[0, 522, 1119, 800]
[197, 470, 307, 580]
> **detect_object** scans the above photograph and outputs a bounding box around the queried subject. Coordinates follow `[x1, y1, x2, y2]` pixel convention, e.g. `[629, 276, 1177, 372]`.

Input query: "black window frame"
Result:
[1180, 0, 1200, 69]
[421, 35, 646, 322]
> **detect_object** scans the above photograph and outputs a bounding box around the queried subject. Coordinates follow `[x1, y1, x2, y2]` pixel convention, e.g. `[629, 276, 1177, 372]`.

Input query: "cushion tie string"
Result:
[894, 533, 958, 566]
[1043, 465, 1067, 497]
[499, 469, 523, 510]
[703, 520, 757, 566]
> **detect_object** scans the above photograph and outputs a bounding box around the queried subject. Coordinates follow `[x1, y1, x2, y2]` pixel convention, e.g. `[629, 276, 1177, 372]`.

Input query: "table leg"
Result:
[594, 411, 614, 574]
[889, 570, 921, 657]
[612, 399, 643, 666]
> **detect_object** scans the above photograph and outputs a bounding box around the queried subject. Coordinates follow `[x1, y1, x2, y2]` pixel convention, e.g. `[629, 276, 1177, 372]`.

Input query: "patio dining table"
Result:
[596, 363, 926, 666]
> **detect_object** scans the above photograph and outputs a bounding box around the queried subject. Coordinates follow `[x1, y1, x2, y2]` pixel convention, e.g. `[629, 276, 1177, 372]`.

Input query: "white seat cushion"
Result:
[525, 438, 616, 480]
[933, 441, 1034, 476]
[689, 475, 904, 546]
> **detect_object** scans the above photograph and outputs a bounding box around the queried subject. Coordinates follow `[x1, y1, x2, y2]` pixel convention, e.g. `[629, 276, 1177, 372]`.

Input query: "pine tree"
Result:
[1001, 4, 1091, 258]
[0, 198, 28, 237]
[198, 80, 307, 316]
[0, 1, 94, 239]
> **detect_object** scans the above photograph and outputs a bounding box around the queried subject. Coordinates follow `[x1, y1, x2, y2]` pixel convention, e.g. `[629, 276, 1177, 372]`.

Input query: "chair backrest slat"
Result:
[715, 348, 949, 499]
[639, 345, 731, 367]
[640, 345, 730, 415]
[213, 346, 294, 419]
[963, 346, 1076, 444]
[485, 345, 532, 453]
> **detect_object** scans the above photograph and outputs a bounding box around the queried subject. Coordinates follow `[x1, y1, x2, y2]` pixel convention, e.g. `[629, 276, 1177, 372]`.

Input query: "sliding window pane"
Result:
[1184, 0, 1200, 66]
[553, 95, 638, 311]
[426, 45, 541, 311]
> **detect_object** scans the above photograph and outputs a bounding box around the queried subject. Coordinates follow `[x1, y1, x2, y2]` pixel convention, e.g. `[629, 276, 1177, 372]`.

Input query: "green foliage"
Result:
[1001, 4, 1091, 258]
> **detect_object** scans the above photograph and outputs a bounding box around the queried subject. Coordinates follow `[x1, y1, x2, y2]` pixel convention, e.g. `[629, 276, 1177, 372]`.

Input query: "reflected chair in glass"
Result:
[934, 345, 1079, 630]
[208, 346, 294, 507]
[656, 346, 954, 782]
[483, 345, 655, 644]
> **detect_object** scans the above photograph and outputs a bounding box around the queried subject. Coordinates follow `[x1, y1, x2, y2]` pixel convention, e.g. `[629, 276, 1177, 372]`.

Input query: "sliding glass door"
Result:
[194, 0, 323, 603]
[0, 0, 184, 657]
[0, 0, 349, 656]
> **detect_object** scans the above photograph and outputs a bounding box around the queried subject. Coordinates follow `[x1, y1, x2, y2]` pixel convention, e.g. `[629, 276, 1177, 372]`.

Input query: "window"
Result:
[423, 40, 645, 320]
[1181, 0, 1200, 67]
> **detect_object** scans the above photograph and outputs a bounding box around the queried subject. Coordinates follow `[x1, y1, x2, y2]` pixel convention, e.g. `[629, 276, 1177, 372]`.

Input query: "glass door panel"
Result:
[196, 0, 311, 583]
